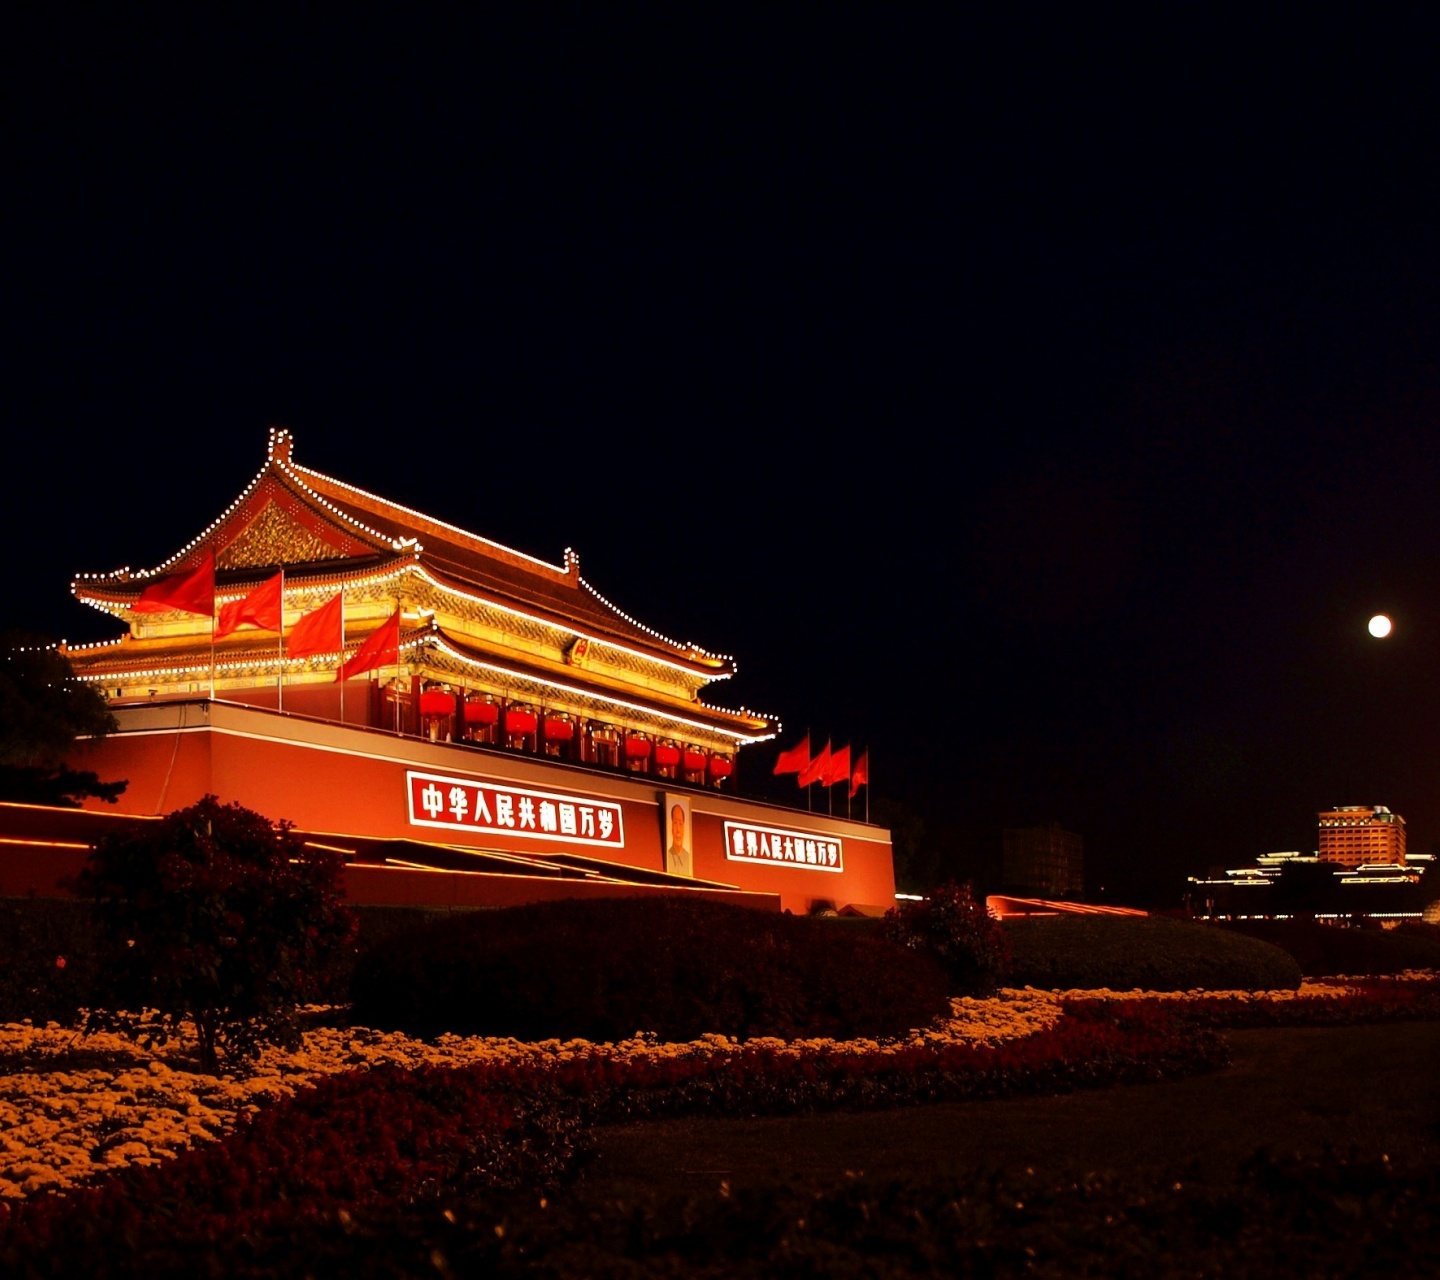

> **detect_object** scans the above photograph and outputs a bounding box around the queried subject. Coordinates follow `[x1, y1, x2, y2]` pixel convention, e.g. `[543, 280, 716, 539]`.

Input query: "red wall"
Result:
[69, 701, 895, 914]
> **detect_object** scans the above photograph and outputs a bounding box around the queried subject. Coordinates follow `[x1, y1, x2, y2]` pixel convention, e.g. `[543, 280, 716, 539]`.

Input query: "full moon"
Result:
[1368, 614, 1393, 638]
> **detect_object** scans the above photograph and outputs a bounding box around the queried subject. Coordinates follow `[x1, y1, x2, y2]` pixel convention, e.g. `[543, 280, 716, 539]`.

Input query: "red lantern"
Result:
[624, 736, 652, 761]
[543, 717, 575, 742]
[419, 690, 454, 717]
[681, 749, 707, 772]
[463, 699, 499, 726]
[504, 708, 538, 736]
[654, 742, 681, 768]
[707, 756, 733, 779]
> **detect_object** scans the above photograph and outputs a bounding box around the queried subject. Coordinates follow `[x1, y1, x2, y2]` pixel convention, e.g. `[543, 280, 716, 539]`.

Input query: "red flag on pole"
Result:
[215, 572, 283, 640]
[287, 592, 344, 658]
[772, 734, 811, 776]
[797, 740, 831, 787]
[849, 749, 869, 798]
[337, 608, 401, 682]
[822, 744, 851, 787]
[132, 551, 215, 617]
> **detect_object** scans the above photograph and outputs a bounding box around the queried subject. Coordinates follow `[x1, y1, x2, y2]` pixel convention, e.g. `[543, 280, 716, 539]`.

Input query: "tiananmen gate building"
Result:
[5, 429, 894, 916]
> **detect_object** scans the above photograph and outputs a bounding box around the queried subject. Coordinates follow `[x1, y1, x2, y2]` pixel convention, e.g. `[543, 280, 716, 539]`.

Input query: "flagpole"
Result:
[206, 545, 216, 700]
[276, 569, 285, 712]
[338, 591, 346, 726]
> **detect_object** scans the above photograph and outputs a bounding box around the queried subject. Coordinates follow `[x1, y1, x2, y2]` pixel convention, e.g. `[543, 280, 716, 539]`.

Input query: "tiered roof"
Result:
[67, 429, 775, 749]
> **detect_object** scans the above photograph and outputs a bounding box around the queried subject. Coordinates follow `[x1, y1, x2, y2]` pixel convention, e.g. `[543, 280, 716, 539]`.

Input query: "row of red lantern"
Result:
[417, 688, 733, 781]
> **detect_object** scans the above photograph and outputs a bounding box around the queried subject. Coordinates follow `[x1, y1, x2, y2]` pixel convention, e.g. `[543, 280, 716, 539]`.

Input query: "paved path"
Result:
[579, 1022, 1440, 1196]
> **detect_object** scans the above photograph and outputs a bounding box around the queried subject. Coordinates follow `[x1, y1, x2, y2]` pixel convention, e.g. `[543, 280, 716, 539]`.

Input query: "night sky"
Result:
[6, 11, 1440, 903]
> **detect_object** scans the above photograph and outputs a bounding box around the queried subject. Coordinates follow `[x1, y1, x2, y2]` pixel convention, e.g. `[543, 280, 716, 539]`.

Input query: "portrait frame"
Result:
[661, 791, 693, 878]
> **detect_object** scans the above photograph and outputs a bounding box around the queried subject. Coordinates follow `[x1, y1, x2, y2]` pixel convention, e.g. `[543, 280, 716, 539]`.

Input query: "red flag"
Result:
[337, 608, 401, 682]
[773, 734, 811, 776]
[822, 744, 851, 787]
[215, 572, 283, 640]
[797, 740, 831, 787]
[288, 592, 343, 658]
[132, 550, 215, 617]
[849, 749, 869, 798]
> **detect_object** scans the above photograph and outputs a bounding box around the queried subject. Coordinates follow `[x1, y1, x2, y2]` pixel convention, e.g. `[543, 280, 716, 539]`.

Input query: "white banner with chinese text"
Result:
[723, 820, 843, 873]
[406, 770, 625, 848]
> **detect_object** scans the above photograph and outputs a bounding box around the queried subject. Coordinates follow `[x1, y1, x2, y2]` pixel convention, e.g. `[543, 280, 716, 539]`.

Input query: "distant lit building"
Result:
[1002, 822, 1083, 897]
[1187, 847, 1432, 921]
[1317, 805, 1406, 868]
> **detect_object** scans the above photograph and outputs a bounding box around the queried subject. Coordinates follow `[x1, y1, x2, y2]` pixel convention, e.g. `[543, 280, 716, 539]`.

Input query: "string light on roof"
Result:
[73, 432, 407, 592]
[426, 636, 773, 745]
[79, 651, 778, 742]
[577, 576, 732, 662]
[102, 454, 276, 581]
[77, 557, 735, 695]
[408, 566, 731, 684]
[71, 587, 774, 728]
[62, 636, 127, 653]
[275, 461, 424, 551]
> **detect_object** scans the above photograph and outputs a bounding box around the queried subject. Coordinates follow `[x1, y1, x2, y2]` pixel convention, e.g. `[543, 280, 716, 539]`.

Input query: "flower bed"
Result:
[1, 976, 1436, 1276]
[0, 1000, 1226, 1272]
[0, 990, 1066, 1200]
[1059, 974, 1440, 1030]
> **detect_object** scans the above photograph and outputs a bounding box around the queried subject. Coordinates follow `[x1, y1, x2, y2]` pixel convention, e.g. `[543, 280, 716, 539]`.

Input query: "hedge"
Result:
[1004, 914, 1303, 991]
[1217, 919, 1440, 977]
[351, 896, 955, 1042]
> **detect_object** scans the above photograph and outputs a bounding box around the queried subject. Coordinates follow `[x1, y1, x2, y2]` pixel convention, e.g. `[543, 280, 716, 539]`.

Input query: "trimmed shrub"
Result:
[879, 881, 1012, 994]
[1005, 915, 1302, 991]
[350, 896, 953, 1042]
[1217, 919, 1440, 977]
[74, 796, 357, 1070]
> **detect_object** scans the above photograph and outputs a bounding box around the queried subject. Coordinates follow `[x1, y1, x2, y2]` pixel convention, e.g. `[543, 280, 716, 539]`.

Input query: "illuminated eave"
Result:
[72, 551, 423, 629]
[409, 565, 732, 684]
[73, 555, 737, 696]
[73, 626, 778, 748]
[423, 633, 776, 747]
[576, 574, 733, 664]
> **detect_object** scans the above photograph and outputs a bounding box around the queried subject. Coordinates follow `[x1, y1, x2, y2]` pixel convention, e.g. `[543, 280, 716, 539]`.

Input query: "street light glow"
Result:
[1368, 614, 1392, 638]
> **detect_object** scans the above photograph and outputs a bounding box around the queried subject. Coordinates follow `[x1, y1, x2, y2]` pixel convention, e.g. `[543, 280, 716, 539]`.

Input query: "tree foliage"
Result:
[881, 880, 1013, 995]
[0, 631, 125, 804]
[75, 796, 358, 1071]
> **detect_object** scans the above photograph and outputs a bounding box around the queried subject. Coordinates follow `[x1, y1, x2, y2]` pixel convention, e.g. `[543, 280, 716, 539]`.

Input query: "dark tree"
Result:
[76, 795, 358, 1072]
[881, 881, 1012, 995]
[0, 630, 126, 804]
